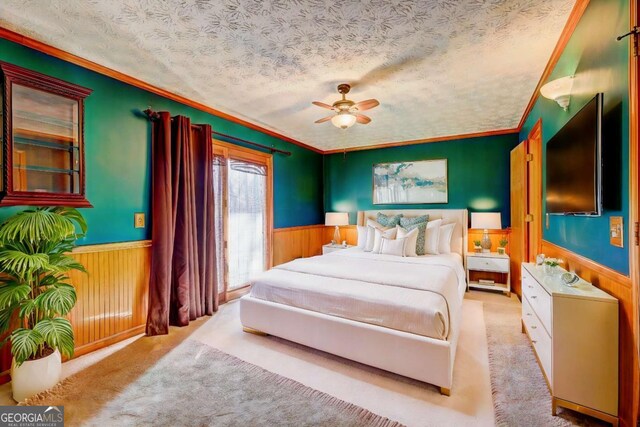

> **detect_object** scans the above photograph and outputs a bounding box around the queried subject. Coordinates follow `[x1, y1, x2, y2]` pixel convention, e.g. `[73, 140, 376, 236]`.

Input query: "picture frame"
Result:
[373, 159, 448, 204]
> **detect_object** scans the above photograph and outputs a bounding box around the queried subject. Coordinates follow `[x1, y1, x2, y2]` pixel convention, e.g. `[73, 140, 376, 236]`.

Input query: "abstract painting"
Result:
[373, 159, 448, 204]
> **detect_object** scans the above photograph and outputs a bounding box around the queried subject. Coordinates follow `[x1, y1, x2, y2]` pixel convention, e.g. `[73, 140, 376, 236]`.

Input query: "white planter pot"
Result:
[11, 349, 61, 402]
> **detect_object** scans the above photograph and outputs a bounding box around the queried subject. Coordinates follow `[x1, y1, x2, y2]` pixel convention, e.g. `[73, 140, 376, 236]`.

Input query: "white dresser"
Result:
[521, 263, 618, 425]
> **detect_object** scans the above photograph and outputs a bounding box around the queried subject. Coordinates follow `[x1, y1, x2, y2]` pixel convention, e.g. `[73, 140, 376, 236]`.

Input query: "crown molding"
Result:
[0, 26, 323, 154]
[323, 128, 519, 154]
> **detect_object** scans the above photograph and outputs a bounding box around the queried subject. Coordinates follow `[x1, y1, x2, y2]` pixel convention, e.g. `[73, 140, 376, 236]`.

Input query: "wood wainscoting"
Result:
[541, 240, 638, 427]
[273, 225, 326, 266]
[0, 240, 151, 384]
[68, 240, 151, 356]
[467, 228, 511, 255]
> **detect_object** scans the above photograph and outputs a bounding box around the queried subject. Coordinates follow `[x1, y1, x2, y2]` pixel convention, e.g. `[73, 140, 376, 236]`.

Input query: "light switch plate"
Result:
[134, 212, 145, 229]
[610, 216, 623, 248]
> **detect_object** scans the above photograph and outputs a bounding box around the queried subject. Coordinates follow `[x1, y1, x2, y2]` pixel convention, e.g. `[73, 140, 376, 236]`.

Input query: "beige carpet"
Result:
[0, 297, 495, 427]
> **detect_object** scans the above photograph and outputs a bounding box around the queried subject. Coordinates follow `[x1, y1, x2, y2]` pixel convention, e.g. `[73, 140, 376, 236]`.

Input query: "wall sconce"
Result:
[540, 76, 574, 111]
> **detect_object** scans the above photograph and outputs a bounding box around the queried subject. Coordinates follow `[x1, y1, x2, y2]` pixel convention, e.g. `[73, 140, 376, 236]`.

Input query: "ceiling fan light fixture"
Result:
[331, 111, 357, 129]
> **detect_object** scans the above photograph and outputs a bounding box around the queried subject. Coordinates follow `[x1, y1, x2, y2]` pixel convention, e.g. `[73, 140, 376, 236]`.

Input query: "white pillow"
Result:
[379, 237, 405, 256]
[373, 227, 397, 253]
[364, 220, 388, 252]
[396, 226, 419, 257]
[438, 223, 456, 254]
[356, 225, 368, 248]
[425, 219, 442, 255]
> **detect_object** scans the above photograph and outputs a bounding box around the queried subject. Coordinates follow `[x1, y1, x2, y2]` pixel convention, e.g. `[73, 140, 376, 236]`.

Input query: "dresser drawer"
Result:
[522, 297, 552, 383]
[522, 271, 552, 335]
[467, 256, 509, 273]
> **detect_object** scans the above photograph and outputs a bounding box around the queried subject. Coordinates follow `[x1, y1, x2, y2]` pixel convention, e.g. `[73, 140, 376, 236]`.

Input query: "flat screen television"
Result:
[546, 93, 603, 216]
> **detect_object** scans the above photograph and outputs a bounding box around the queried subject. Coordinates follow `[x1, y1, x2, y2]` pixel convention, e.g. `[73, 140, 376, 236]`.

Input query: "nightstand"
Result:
[322, 243, 354, 255]
[466, 252, 511, 296]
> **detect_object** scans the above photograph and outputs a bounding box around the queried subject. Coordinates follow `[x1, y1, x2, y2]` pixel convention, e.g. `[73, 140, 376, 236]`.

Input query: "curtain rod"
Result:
[142, 108, 292, 156]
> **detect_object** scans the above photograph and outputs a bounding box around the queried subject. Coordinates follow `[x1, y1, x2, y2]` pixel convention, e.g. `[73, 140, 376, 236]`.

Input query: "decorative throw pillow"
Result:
[399, 215, 429, 228]
[379, 237, 406, 257]
[376, 212, 403, 228]
[424, 219, 443, 255]
[396, 226, 419, 257]
[401, 221, 427, 255]
[364, 220, 388, 252]
[356, 225, 368, 248]
[372, 227, 397, 253]
[438, 223, 456, 254]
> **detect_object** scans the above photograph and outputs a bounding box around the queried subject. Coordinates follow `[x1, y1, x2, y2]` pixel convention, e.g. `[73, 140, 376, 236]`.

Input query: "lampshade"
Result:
[331, 112, 356, 129]
[325, 212, 349, 226]
[540, 76, 574, 110]
[471, 212, 502, 230]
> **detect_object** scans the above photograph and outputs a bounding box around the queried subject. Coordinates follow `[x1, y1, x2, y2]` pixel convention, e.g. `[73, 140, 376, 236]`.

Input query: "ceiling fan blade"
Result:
[315, 115, 334, 124]
[355, 114, 371, 124]
[353, 99, 380, 111]
[312, 101, 335, 110]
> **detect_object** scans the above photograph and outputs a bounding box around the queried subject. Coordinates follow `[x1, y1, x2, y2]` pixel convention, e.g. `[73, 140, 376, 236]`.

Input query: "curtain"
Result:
[146, 113, 218, 336]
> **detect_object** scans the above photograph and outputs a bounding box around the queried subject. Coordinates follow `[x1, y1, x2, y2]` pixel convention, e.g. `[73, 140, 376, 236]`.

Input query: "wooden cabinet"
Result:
[521, 263, 619, 425]
[0, 61, 92, 207]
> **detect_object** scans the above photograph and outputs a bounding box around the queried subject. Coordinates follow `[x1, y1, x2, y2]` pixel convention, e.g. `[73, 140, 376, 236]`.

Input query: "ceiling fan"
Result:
[312, 84, 380, 129]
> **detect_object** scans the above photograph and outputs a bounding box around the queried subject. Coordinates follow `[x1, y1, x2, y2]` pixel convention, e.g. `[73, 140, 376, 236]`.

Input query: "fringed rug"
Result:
[23, 340, 403, 427]
[484, 299, 606, 426]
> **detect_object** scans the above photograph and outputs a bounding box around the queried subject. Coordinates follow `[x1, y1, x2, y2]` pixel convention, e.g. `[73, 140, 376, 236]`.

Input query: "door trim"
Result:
[213, 139, 274, 301]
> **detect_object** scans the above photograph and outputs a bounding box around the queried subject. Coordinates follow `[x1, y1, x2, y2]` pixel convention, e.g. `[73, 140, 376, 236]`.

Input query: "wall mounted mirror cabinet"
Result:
[0, 61, 92, 207]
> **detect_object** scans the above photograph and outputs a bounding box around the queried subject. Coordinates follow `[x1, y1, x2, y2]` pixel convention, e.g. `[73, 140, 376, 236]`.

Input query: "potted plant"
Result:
[0, 207, 87, 401]
[543, 257, 563, 275]
[473, 240, 482, 253]
[497, 237, 508, 255]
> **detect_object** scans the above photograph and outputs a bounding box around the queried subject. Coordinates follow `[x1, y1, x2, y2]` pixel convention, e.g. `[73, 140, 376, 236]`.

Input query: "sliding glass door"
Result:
[213, 141, 272, 301]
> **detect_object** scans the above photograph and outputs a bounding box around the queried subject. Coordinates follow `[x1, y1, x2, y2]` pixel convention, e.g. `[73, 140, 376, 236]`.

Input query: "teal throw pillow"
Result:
[376, 212, 403, 227]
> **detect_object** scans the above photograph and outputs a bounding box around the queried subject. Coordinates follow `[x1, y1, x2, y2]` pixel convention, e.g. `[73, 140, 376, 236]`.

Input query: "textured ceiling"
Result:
[0, 0, 575, 151]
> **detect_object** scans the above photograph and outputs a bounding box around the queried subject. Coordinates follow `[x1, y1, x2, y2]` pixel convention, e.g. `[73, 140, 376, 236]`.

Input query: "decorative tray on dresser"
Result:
[521, 263, 619, 426]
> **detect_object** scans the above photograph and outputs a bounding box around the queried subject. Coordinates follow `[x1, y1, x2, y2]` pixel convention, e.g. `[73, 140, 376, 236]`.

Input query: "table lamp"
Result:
[471, 212, 502, 253]
[325, 212, 349, 244]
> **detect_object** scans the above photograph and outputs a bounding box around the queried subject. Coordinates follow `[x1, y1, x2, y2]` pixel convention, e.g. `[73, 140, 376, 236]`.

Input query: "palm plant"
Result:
[0, 207, 87, 366]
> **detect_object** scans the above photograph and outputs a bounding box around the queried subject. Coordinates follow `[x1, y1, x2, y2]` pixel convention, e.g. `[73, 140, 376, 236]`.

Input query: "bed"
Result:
[239, 209, 468, 395]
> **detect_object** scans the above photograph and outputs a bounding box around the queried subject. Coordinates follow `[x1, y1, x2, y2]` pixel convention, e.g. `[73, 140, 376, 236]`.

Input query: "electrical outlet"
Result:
[134, 213, 145, 229]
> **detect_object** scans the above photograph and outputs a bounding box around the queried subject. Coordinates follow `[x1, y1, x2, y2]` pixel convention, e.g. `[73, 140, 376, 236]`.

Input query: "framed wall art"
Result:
[373, 159, 448, 204]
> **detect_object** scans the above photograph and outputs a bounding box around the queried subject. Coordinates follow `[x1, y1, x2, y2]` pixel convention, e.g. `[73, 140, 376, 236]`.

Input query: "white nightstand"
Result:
[322, 243, 354, 255]
[466, 252, 511, 296]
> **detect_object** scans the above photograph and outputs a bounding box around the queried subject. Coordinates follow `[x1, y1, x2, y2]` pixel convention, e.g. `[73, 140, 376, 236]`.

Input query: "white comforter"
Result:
[249, 248, 465, 340]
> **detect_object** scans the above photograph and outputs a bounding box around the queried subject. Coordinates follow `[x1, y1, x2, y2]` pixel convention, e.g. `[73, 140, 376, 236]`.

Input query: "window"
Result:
[0, 61, 92, 207]
[212, 141, 273, 301]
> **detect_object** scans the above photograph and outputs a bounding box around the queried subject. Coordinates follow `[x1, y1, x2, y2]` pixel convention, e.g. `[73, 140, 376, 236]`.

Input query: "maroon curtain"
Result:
[146, 113, 218, 336]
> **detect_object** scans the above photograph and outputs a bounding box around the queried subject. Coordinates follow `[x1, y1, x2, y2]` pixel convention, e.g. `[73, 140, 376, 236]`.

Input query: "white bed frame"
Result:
[240, 209, 469, 395]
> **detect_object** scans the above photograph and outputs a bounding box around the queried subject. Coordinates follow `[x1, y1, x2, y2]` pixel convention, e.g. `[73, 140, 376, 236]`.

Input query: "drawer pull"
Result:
[532, 340, 537, 344]
[530, 295, 537, 299]
[526, 313, 532, 316]
[528, 285, 533, 289]
[530, 325, 537, 329]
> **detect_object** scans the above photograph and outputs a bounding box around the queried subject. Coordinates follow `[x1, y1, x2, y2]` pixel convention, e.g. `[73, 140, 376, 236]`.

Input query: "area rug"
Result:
[484, 299, 605, 427]
[23, 339, 403, 427]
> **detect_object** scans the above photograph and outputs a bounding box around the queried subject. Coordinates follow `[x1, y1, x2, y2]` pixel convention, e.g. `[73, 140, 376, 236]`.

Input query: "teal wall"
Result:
[324, 133, 520, 226]
[0, 38, 324, 244]
[519, 0, 629, 275]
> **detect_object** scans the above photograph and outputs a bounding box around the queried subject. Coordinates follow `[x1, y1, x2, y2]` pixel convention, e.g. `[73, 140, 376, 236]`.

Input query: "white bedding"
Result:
[248, 248, 466, 340]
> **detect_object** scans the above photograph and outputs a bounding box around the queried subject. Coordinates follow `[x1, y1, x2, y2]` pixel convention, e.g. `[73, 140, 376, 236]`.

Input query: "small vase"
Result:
[544, 264, 558, 276]
[474, 246, 482, 253]
[497, 247, 506, 255]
